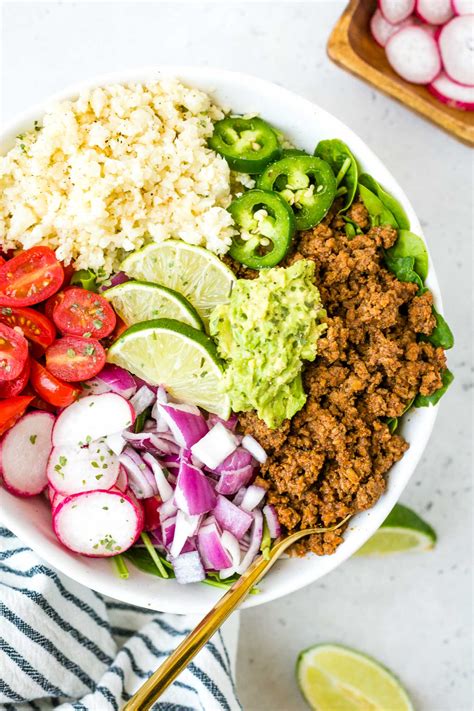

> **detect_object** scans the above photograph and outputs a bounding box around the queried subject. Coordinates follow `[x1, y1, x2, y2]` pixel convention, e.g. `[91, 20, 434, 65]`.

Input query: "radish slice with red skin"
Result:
[379, 0, 415, 23]
[386, 26, 442, 83]
[416, 0, 453, 24]
[115, 465, 128, 492]
[371, 9, 414, 47]
[429, 71, 474, 108]
[452, 0, 474, 15]
[47, 441, 119, 495]
[0, 412, 54, 497]
[52, 393, 135, 448]
[438, 16, 474, 86]
[53, 489, 143, 557]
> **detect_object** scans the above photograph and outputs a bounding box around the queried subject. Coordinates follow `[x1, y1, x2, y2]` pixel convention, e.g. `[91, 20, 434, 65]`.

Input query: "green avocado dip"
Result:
[209, 259, 327, 428]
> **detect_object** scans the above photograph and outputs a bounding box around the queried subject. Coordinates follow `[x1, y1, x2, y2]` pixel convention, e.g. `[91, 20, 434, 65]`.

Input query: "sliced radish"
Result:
[438, 15, 474, 86]
[429, 70, 474, 108]
[379, 0, 415, 23]
[115, 465, 128, 492]
[371, 9, 414, 47]
[0, 412, 54, 497]
[386, 25, 442, 83]
[416, 0, 453, 24]
[52, 393, 135, 448]
[452, 0, 474, 15]
[53, 489, 143, 556]
[48, 486, 66, 510]
[47, 440, 119, 495]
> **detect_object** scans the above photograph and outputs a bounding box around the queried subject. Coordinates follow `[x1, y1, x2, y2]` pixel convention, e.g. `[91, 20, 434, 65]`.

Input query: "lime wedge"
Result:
[356, 504, 436, 556]
[120, 240, 236, 326]
[103, 280, 203, 331]
[107, 318, 230, 418]
[297, 644, 413, 711]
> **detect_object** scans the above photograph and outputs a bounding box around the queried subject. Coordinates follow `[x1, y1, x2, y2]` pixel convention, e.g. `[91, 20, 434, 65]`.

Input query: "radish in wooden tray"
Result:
[0, 412, 54, 496]
[438, 15, 474, 85]
[416, 0, 454, 25]
[379, 0, 415, 24]
[386, 25, 442, 83]
[451, 0, 474, 15]
[429, 71, 474, 108]
[371, 9, 414, 47]
[53, 489, 143, 557]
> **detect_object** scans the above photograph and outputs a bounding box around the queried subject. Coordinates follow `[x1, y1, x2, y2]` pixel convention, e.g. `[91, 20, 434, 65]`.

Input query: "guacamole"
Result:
[209, 259, 327, 428]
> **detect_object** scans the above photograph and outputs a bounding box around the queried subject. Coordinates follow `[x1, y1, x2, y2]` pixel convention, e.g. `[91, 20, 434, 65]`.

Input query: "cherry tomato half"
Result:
[30, 359, 81, 408]
[45, 336, 106, 382]
[0, 256, 5, 266]
[0, 323, 29, 381]
[0, 358, 30, 398]
[52, 288, 116, 339]
[44, 287, 72, 322]
[0, 395, 34, 435]
[0, 306, 56, 352]
[0, 246, 64, 307]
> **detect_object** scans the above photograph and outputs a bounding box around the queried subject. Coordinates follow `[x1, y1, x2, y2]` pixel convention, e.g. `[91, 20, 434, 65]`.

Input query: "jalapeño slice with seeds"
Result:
[228, 189, 295, 269]
[257, 155, 337, 230]
[209, 117, 281, 173]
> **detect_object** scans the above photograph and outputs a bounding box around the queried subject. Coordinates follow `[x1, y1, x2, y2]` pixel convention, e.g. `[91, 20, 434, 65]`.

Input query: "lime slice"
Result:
[356, 503, 436, 556]
[104, 280, 203, 331]
[297, 644, 413, 711]
[120, 240, 235, 326]
[107, 318, 230, 418]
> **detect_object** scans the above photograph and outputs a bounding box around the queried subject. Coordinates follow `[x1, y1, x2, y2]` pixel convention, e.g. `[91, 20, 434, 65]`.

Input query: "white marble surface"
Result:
[1, 2, 472, 710]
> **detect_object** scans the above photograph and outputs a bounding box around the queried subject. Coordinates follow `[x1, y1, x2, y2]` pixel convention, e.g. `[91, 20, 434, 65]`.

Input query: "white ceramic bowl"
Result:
[0, 67, 441, 614]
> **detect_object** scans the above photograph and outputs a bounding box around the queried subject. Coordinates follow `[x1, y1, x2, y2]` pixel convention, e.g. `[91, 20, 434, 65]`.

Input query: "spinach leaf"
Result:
[359, 173, 410, 230]
[385, 230, 429, 281]
[422, 308, 455, 350]
[315, 139, 358, 212]
[414, 369, 454, 407]
[383, 251, 424, 290]
[358, 183, 398, 228]
[134, 405, 152, 433]
[386, 417, 398, 434]
[124, 546, 175, 579]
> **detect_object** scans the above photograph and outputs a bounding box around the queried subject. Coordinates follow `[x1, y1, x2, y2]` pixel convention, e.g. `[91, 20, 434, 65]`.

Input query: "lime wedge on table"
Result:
[104, 280, 203, 330]
[356, 503, 436, 556]
[297, 644, 413, 711]
[120, 241, 235, 326]
[107, 318, 230, 419]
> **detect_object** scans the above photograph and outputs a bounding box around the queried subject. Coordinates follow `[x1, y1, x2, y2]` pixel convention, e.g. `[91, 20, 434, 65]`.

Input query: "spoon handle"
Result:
[123, 536, 292, 711]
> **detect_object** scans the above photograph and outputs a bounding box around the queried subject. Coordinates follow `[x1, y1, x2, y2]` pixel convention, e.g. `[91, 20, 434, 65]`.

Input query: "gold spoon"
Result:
[123, 515, 351, 711]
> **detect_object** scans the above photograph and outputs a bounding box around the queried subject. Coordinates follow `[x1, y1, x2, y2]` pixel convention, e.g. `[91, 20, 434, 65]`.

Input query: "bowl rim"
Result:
[0, 66, 441, 613]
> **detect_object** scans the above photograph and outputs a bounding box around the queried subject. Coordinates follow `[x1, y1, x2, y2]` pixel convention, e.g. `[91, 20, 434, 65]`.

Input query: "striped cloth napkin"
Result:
[0, 527, 241, 710]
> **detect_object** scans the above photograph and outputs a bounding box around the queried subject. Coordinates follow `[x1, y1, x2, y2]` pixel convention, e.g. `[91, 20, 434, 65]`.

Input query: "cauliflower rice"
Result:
[0, 79, 237, 274]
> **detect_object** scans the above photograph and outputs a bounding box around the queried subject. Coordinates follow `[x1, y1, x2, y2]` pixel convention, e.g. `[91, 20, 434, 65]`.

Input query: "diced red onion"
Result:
[236, 509, 263, 575]
[172, 550, 205, 584]
[133, 376, 158, 393]
[142, 453, 174, 501]
[241, 485, 266, 512]
[123, 431, 179, 456]
[206, 413, 238, 432]
[215, 465, 254, 496]
[214, 447, 253, 474]
[232, 487, 247, 507]
[197, 523, 233, 570]
[219, 530, 242, 579]
[159, 497, 177, 521]
[174, 461, 216, 516]
[130, 385, 156, 416]
[156, 402, 208, 449]
[170, 510, 201, 558]
[191, 423, 239, 470]
[157, 386, 168, 403]
[109, 271, 129, 288]
[263, 504, 281, 539]
[161, 514, 177, 547]
[119, 448, 156, 499]
[241, 434, 267, 463]
[213, 495, 253, 540]
[83, 364, 137, 400]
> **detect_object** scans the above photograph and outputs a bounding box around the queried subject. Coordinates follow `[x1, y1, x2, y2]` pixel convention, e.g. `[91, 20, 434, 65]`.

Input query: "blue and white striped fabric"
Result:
[0, 528, 241, 710]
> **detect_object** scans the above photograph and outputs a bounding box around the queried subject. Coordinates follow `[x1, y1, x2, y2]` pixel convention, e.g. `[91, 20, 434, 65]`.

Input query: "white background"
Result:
[1, 2, 472, 710]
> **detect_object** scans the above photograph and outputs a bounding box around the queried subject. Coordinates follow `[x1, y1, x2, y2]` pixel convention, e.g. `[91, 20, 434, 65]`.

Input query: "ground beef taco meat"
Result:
[235, 201, 447, 556]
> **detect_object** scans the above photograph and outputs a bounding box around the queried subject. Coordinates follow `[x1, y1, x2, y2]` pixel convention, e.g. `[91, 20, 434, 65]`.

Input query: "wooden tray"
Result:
[327, 0, 474, 147]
